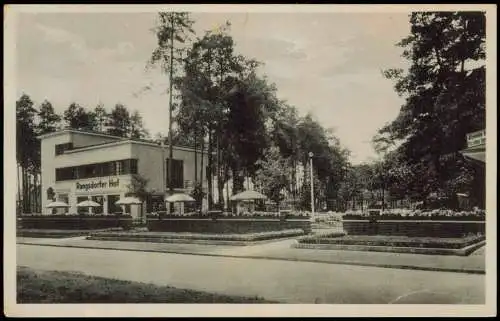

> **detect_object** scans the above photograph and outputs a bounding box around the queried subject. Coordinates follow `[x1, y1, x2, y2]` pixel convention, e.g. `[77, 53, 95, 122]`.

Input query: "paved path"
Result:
[17, 244, 485, 304]
[17, 235, 485, 274]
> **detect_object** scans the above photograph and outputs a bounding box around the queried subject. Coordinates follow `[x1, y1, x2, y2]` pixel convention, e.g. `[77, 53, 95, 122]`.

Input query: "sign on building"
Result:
[466, 130, 485, 148]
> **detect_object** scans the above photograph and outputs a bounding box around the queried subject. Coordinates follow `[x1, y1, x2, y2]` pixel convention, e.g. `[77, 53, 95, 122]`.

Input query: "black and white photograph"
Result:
[4, 4, 496, 318]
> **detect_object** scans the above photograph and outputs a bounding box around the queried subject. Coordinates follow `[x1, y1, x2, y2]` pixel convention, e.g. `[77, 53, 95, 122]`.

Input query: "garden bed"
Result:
[146, 217, 312, 234]
[87, 229, 305, 246]
[17, 266, 273, 303]
[18, 214, 133, 230]
[295, 234, 485, 256]
[16, 228, 125, 238]
[342, 220, 485, 238]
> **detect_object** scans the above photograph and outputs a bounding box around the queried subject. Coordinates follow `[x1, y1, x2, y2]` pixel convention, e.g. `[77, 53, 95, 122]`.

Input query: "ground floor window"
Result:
[77, 196, 89, 214]
[148, 195, 165, 212]
[92, 196, 104, 214]
[107, 195, 122, 214]
[57, 194, 69, 214]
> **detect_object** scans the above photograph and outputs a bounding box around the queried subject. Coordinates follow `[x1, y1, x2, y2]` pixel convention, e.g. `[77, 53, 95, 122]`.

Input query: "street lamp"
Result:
[309, 152, 314, 218]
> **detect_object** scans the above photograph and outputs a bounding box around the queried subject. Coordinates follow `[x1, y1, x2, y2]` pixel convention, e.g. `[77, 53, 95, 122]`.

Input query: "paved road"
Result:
[17, 244, 485, 304]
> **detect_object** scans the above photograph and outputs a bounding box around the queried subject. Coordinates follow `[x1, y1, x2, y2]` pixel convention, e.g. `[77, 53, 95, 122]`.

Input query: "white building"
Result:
[37, 129, 209, 217]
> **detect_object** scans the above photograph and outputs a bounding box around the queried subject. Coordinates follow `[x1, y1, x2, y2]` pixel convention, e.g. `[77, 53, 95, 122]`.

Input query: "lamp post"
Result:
[309, 152, 314, 219]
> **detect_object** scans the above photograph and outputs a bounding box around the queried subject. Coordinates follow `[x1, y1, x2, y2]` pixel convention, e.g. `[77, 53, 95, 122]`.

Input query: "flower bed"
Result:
[342, 220, 485, 238]
[298, 234, 485, 249]
[88, 229, 305, 242]
[148, 212, 310, 220]
[146, 216, 312, 234]
[18, 214, 133, 230]
[342, 209, 486, 221]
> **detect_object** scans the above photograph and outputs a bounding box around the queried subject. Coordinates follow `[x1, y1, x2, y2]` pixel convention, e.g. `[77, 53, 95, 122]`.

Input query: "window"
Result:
[77, 196, 89, 214]
[56, 167, 75, 181]
[91, 196, 104, 214]
[55, 143, 73, 155]
[115, 161, 123, 175]
[166, 159, 184, 189]
[55, 159, 138, 181]
[107, 195, 122, 214]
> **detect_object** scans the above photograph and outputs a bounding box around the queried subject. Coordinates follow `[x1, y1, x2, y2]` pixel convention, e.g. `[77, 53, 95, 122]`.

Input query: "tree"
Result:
[63, 103, 96, 131]
[125, 174, 149, 219]
[149, 11, 195, 201]
[255, 146, 293, 209]
[16, 94, 38, 213]
[37, 100, 62, 135]
[380, 12, 486, 207]
[129, 110, 149, 139]
[94, 103, 108, 132]
[106, 103, 131, 137]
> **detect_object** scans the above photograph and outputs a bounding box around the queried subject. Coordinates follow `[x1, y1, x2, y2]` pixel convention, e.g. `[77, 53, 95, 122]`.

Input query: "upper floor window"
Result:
[55, 159, 138, 182]
[55, 143, 73, 156]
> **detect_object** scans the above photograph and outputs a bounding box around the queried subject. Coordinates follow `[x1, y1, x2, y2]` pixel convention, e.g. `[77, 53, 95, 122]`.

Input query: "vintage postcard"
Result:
[4, 4, 497, 318]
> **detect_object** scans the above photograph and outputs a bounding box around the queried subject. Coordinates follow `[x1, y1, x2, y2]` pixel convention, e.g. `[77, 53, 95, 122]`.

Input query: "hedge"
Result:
[298, 234, 485, 249]
[18, 214, 133, 230]
[342, 214, 486, 221]
[342, 220, 485, 238]
[146, 217, 312, 234]
[89, 229, 305, 242]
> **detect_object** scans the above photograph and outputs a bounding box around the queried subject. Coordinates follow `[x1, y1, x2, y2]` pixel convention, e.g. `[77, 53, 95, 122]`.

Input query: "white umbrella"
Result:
[115, 197, 143, 216]
[115, 197, 142, 205]
[230, 190, 267, 216]
[46, 201, 70, 215]
[165, 193, 195, 203]
[46, 201, 70, 208]
[230, 190, 267, 201]
[76, 199, 101, 215]
[165, 193, 195, 215]
[76, 200, 101, 207]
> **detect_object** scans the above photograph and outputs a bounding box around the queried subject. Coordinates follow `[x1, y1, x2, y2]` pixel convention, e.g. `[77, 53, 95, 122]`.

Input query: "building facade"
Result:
[38, 129, 209, 217]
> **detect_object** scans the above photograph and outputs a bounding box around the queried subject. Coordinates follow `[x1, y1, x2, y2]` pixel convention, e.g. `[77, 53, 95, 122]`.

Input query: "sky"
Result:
[15, 11, 411, 164]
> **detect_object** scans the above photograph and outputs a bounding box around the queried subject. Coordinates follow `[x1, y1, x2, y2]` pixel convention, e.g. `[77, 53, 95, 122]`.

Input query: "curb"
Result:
[17, 241, 485, 275]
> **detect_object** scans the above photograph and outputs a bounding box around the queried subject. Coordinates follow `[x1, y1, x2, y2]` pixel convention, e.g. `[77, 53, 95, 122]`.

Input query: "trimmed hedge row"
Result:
[146, 217, 312, 234]
[298, 234, 485, 249]
[18, 215, 133, 230]
[342, 220, 485, 238]
[343, 214, 485, 221]
[89, 229, 305, 242]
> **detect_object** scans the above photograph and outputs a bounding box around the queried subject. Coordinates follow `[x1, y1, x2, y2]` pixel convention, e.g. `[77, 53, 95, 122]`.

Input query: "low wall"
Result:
[342, 220, 485, 238]
[19, 215, 133, 230]
[146, 217, 312, 234]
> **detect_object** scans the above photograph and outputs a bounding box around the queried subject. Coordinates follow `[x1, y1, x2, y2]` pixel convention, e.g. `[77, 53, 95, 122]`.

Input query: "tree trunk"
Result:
[194, 127, 198, 183]
[200, 137, 204, 190]
[167, 17, 175, 213]
[207, 128, 213, 210]
[33, 172, 38, 213]
[225, 167, 230, 211]
[23, 167, 28, 213]
[17, 164, 21, 214]
[217, 134, 224, 207]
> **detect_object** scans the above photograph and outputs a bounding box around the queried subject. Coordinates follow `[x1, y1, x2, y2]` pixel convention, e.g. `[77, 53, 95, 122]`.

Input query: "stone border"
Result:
[292, 240, 486, 256]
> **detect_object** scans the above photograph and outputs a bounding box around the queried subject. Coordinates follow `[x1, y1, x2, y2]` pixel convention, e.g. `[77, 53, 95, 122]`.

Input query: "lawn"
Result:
[17, 266, 274, 303]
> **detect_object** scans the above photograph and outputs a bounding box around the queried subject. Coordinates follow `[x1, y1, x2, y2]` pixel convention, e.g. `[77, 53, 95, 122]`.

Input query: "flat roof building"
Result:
[37, 128, 209, 217]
